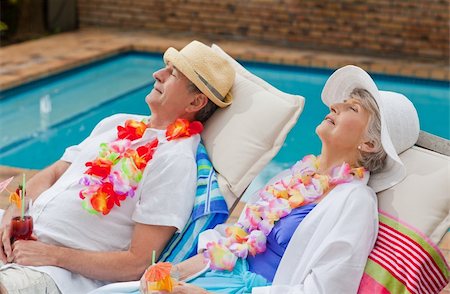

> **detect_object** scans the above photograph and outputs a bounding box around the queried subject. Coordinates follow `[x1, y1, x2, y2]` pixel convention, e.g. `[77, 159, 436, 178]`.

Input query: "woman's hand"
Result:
[139, 254, 210, 293]
[143, 281, 209, 294]
[11, 239, 59, 266]
[167, 282, 209, 293]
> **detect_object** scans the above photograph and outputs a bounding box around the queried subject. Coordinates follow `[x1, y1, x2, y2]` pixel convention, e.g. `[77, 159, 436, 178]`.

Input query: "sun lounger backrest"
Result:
[361, 133, 450, 293]
[201, 44, 304, 210]
[377, 135, 450, 244]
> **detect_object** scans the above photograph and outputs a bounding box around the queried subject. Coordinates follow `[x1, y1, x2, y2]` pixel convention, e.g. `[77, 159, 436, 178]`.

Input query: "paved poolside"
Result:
[1, 28, 449, 91]
[0, 28, 448, 286]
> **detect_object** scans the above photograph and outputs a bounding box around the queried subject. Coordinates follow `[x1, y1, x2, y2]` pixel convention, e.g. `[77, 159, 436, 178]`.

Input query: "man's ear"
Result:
[186, 93, 208, 113]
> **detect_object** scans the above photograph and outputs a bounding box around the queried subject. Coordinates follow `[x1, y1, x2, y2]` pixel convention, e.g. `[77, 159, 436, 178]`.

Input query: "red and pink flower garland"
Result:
[79, 118, 203, 215]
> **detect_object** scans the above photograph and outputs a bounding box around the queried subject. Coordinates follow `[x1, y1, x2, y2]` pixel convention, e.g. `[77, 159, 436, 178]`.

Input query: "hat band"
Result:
[194, 69, 226, 102]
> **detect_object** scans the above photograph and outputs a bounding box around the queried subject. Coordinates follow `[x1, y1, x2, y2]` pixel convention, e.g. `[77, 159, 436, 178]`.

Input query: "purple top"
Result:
[246, 203, 316, 282]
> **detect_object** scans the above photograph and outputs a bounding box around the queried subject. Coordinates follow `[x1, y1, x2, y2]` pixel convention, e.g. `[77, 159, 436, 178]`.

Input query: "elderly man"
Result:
[0, 41, 235, 293]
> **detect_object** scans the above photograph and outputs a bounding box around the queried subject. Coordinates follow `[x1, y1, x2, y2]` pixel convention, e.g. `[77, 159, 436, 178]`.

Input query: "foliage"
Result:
[0, 21, 8, 31]
[0, 0, 20, 37]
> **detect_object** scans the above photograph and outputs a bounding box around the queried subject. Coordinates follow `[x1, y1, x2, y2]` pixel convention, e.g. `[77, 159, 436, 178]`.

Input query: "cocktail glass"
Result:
[10, 197, 33, 243]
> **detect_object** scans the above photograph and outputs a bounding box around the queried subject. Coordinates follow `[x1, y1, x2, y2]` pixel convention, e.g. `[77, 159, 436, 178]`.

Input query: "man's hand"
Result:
[11, 239, 58, 266]
[0, 223, 12, 263]
[0, 160, 71, 264]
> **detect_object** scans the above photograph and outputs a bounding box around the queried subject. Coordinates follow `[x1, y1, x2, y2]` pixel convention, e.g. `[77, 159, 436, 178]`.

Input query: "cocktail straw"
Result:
[152, 250, 156, 265]
[19, 190, 24, 220]
[21, 173, 26, 220]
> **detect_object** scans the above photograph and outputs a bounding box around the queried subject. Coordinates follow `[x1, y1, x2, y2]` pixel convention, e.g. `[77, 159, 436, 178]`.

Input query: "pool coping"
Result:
[0, 28, 449, 91]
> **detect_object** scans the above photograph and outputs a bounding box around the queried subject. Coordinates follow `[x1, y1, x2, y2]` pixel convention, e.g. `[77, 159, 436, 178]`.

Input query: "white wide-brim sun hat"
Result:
[321, 65, 420, 192]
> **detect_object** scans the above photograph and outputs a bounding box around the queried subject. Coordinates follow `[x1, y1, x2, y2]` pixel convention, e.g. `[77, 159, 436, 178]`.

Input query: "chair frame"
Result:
[417, 130, 450, 156]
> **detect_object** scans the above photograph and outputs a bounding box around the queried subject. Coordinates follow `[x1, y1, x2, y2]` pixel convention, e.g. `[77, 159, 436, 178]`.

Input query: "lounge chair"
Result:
[358, 132, 449, 293]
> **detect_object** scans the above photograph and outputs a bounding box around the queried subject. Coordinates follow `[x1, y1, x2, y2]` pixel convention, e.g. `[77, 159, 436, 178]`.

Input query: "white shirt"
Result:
[5, 114, 200, 293]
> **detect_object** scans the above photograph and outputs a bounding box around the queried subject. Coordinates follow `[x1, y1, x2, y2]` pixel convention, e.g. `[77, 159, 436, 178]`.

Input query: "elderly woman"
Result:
[94, 65, 420, 294]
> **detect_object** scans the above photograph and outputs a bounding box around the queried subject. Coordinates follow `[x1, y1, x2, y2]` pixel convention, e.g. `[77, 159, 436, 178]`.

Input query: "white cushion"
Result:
[378, 146, 450, 244]
[202, 44, 304, 209]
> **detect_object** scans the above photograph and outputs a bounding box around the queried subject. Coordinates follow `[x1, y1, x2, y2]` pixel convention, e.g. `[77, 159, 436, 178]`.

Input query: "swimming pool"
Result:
[0, 52, 449, 194]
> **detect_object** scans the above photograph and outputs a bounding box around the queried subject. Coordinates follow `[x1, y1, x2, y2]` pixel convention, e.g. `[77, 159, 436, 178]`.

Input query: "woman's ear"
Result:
[186, 93, 208, 113]
[359, 140, 376, 153]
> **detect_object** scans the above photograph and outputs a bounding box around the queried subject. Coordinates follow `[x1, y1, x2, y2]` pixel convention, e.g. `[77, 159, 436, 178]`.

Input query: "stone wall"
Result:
[77, 0, 450, 62]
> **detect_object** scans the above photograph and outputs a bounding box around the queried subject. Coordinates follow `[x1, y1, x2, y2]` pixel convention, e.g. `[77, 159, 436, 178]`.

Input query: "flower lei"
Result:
[204, 155, 366, 271]
[79, 118, 203, 215]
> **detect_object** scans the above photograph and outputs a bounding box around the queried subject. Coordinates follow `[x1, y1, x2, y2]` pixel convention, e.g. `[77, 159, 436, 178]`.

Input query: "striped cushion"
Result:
[158, 142, 229, 264]
[358, 211, 449, 294]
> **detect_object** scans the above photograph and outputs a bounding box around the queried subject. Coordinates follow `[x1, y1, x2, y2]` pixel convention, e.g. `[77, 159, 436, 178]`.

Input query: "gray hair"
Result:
[187, 81, 218, 123]
[350, 88, 387, 173]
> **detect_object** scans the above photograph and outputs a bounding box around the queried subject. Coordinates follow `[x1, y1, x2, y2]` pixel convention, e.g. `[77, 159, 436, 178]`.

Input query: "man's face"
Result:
[146, 62, 197, 122]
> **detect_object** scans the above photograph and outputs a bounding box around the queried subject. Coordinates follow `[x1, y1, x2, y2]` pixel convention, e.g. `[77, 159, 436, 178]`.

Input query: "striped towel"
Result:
[358, 211, 449, 294]
[158, 142, 229, 264]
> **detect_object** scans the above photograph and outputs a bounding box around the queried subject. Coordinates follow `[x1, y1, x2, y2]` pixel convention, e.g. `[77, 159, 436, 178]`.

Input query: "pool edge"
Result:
[0, 28, 449, 92]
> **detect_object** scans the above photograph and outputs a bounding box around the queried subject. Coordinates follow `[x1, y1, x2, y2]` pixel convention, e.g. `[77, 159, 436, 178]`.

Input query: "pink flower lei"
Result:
[204, 154, 366, 271]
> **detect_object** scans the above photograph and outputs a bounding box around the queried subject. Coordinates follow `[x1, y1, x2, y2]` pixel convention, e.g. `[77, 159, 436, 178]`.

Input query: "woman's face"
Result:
[316, 98, 371, 152]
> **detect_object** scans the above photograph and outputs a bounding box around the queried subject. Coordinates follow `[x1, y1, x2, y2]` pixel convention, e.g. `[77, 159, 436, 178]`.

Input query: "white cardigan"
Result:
[252, 176, 378, 294]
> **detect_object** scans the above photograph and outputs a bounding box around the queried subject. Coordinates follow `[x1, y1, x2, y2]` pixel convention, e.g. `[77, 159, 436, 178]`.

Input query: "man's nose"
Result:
[152, 68, 166, 82]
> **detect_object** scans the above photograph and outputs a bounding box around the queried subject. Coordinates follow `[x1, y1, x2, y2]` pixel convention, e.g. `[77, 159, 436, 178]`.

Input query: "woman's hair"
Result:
[350, 88, 387, 173]
[187, 81, 218, 123]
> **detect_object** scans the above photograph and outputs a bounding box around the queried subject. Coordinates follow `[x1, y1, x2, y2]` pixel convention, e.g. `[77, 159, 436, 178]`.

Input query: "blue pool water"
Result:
[0, 52, 449, 193]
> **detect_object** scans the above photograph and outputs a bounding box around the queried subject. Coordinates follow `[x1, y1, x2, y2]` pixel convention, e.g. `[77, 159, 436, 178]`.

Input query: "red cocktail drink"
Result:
[10, 215, 33, 243]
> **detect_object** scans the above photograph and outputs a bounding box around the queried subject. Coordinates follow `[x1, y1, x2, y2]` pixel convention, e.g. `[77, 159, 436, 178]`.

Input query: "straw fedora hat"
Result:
[321, 65, 420, 192]
[163, 41, 235, 108]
